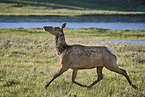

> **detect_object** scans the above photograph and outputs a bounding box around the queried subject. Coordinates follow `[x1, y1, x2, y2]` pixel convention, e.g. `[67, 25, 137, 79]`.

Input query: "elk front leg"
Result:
[45, 67, 68, 89]
[88, 66, 103, 88]
[72, 69, 88, 87]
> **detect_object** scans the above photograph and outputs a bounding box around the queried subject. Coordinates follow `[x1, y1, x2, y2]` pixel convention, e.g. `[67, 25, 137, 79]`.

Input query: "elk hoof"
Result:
[44, 85, 48, 89]
[82, 85, 88, 88]
[131, 84, 137, 89]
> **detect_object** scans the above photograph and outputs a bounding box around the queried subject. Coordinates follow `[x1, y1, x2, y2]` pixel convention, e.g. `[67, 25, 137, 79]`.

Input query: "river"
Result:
[0, 16, 145, 30]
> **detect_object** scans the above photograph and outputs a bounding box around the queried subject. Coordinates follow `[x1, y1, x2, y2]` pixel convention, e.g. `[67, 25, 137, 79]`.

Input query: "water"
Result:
[68, 39, 145, 44]
[100, 40, 145, 44]
[0, 17, 145, 30]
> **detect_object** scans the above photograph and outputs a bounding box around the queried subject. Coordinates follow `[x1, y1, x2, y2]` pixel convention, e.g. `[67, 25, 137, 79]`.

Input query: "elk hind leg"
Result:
[88, 66, 103, 88]
[105, 64, 137, 89]
[119, 68, 137, 89]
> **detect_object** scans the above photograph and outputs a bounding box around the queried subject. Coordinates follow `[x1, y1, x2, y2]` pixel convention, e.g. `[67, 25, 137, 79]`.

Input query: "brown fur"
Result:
[43, 23, 137, 89]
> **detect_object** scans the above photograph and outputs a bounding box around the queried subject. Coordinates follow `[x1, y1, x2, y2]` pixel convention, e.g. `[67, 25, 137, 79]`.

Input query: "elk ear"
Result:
[60, 23, 66, 29]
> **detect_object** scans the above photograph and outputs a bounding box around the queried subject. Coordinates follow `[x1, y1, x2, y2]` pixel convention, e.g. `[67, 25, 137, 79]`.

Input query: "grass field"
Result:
[0, 0, 145, 17]
[0, 28, 145, 96]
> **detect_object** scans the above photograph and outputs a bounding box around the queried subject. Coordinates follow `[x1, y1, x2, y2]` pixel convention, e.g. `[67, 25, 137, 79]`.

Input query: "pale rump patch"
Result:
[106, 46, 117, 57]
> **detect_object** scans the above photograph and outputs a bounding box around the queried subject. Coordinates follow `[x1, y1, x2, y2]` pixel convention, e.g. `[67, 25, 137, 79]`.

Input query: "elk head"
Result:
[43, 23, 66, 36]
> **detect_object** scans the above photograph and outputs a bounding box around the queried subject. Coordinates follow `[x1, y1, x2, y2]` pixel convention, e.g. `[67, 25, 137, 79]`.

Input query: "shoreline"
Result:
[0, 13, 145, 18]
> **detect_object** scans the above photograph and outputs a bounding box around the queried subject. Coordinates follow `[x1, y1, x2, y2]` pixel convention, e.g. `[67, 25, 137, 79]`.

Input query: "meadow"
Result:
[0, 0, 145, 17]
[0, 28, 145, 96]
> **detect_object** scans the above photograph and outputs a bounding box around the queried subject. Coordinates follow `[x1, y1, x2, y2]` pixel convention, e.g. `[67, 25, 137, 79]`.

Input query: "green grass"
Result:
[65, 28, 145, 40]
[0, 28, 145, 96]
[0, 0, 145, 17]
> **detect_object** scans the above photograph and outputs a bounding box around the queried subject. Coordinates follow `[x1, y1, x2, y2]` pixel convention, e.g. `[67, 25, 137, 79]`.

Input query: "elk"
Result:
[43, 23, 137, 89]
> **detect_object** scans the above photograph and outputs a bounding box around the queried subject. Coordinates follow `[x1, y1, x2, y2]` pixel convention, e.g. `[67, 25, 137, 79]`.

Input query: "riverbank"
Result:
[0, 11, 145, 17]
[0, 10, 145, 17]
[0, 28, 145, 40]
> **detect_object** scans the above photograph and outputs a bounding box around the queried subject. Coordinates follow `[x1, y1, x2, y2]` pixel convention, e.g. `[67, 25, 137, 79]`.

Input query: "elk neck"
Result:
[55, 31, 68, 55]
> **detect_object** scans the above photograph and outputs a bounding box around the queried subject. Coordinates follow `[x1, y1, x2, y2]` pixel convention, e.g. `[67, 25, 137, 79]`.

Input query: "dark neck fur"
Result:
[55, 31, 68, 55]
